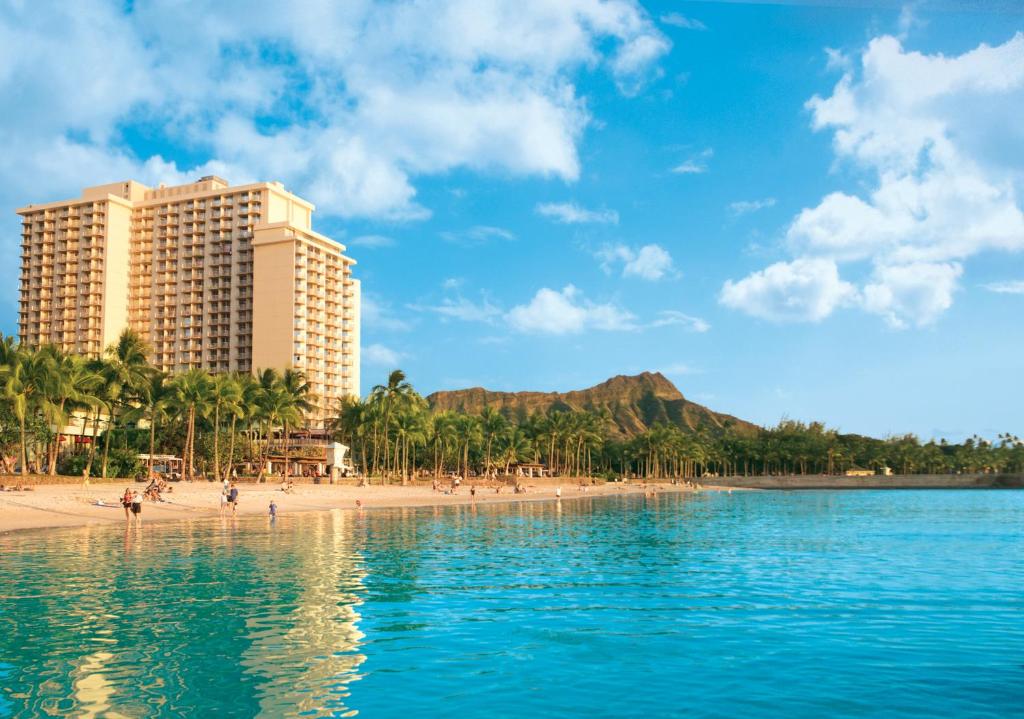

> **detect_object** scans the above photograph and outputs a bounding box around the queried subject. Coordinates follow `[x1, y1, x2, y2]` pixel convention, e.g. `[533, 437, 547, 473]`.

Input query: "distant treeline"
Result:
[2, 332, 1020, 482]
[338, 371, 1024, 480]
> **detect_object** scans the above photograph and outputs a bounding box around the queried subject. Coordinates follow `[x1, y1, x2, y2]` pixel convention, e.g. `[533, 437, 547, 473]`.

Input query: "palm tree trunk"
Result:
[225, 415, 237, 483]
[18, 413, 28, 478]
[213, 404, 221, 485]
[101, 407, 115, 479]
[283, 422, 290, 485]
[148, 411, 157, 479]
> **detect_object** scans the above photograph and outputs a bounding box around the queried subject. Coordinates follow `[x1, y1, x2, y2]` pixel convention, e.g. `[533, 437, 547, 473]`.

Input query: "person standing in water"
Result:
[269, 500, 277, 520]
[130, 490, 143, 525]
[122, 487, 133, 522]
[228, 483, 239, 515]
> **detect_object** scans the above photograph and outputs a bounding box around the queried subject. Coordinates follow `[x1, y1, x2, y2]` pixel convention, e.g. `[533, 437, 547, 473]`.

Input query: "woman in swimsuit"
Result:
[122, 488, 133, 522]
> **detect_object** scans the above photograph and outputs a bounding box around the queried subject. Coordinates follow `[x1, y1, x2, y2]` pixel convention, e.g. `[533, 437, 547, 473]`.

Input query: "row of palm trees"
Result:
[335, 375, 1024, 481]
[3, 334, 1021, 480]
[0, 331, 313, 480]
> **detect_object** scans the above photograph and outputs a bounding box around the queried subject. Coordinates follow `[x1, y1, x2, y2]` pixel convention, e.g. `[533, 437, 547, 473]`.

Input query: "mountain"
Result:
[426, 372, 760, 440]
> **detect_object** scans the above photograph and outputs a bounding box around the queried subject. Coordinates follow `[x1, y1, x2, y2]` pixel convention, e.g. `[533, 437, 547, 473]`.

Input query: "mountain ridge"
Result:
[426, 371, 760, 440]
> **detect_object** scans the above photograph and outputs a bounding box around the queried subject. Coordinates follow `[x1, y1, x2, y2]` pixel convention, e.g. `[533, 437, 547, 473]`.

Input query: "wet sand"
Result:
[0, 479, 695, 534]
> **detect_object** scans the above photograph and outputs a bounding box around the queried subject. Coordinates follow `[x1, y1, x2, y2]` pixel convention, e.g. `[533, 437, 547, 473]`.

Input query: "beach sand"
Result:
[0, 479, 696, 534]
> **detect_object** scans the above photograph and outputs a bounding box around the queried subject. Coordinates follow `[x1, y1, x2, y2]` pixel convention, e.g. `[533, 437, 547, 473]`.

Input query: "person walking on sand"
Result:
[130, 490, 143, 525]
[228, 483, 239, 515]
[219, 488, 228, 517]
[122, 487, 133, 522]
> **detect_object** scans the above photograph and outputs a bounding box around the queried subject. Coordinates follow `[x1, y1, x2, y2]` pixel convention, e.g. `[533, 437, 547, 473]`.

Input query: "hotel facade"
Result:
[16, 176, 360, 425]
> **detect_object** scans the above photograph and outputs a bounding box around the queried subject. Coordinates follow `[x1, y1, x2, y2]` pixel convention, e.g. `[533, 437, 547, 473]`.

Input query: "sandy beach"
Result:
[0, 479, 692, 534]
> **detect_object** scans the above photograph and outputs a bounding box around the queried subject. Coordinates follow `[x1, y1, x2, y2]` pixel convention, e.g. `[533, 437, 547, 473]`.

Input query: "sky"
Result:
[1, 0, 1022, 441]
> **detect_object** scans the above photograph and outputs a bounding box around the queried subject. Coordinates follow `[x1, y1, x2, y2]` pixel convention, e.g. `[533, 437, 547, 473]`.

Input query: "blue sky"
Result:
[2, 1, 1022, 440]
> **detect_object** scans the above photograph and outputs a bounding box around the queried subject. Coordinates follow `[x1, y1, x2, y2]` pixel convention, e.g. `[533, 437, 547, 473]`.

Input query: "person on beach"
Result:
[219, 488, 228, 517]
[269, 500, 277, 520]
[555, 486, 562, 499]
[122, 487, 133, 521]
[130, 490, 143, 525]
[470, 485, 476, 498]
[228, 483, 239, 515]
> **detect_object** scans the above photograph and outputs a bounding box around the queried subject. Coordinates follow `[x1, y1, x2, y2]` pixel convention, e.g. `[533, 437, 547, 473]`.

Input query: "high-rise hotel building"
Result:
[16, 176, 360, 424]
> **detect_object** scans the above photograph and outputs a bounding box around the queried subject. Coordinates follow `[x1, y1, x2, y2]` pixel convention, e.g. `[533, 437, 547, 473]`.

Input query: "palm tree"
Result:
[124, 372, 171, 479]
[498, 427, 534, 474]
[99, 329, 152, 479]
[210, 374, 242, 484]
[41, 350, 103, 475]
[229, 373, 263, 481]
[454, 413, 482, 479]
[2, 346, 49, 476]
[258, 384, 303, 483]
[279, 369, 313, 484]
[370, 369, 413, 479]
[479, 407, 507, 476]
[168, 369, 213, 481]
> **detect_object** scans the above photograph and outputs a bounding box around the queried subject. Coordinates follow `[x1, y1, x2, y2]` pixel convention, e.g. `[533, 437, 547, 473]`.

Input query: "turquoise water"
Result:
[1, 490, 1022, 717]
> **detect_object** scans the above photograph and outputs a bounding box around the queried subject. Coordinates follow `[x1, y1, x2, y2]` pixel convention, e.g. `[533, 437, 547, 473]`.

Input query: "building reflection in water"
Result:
[241, 509, 367, 718]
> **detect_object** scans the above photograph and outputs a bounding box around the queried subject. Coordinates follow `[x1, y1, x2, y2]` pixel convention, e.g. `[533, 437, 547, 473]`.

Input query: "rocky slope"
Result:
[426, 372, 759, 440]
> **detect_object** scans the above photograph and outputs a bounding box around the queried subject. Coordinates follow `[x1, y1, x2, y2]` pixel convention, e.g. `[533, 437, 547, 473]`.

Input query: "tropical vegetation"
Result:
[0, 333, 1021, 481]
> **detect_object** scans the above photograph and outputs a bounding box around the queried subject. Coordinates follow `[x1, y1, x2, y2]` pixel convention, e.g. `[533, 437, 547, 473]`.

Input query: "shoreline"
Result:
[0, 479, 696, 536]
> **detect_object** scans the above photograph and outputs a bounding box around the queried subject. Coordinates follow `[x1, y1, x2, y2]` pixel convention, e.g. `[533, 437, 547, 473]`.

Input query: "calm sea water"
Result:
[1, 490, 1022, 718]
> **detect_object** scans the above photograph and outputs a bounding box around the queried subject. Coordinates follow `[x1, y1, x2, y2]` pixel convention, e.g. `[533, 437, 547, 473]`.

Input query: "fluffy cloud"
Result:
[597, 243, 675, 280]
[0, 0, 669, 221]
[505, 285, 635, 334]
[719, 258, 857, 323]
[723, 33, 1024, 327]
[536, 202, 619, 224]
[862, 262, 962, 328]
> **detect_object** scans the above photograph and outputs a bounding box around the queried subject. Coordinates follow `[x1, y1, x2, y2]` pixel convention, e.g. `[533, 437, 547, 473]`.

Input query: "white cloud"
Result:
[597, 243, 675, 280]
[862, 262, 961, 328]
[984, 280, 1024, 294]
[363, 343, 403, 367]
[671, 147, 713, 174]
[350, 234, 396, 248]
[720, 258, 858, 322]
[361, 294, 412, 332]
[729, 197, 776, 215]
[722, 33, 1024, 327]
[660, 13, 707, 31]
[650, 311, 710, 333]
[536, 202, 619, 224]
[440, 225, 515, 246]
[414, 296, 502, 323]
[506, 285, 636, 334]
[0, 0, 669, 222]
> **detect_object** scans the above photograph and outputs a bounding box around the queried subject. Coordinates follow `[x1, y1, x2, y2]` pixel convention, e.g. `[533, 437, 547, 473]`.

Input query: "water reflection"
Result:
[2, 491, 1023, 718]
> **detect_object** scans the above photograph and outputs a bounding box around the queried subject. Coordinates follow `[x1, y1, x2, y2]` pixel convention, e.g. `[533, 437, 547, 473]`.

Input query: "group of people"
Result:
[144, 477, 172, 502]
[219, 479, 240, 516]
[121, 487, 143, 524]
